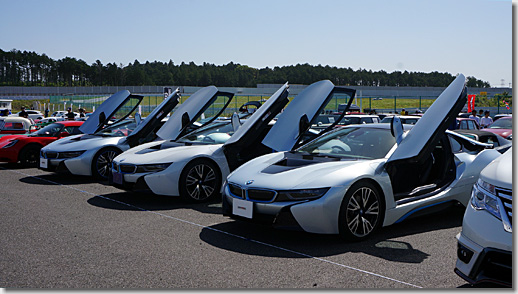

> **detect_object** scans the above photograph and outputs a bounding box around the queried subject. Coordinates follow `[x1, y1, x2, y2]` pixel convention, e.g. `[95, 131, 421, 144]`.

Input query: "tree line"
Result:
[0, 48, 491, 88]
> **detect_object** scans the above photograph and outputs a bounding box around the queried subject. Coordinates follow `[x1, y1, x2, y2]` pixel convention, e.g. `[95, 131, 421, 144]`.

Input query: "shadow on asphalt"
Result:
[457, 282, 509, 288]
[18, 173, 100, 185]
[0, 162, 27, 170]
[86, 191, 223, 215]
[199, 204, 466, 263]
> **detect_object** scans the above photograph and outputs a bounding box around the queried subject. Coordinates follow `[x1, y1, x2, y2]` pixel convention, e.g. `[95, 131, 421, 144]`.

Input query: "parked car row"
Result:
[1, 74, 511, 287]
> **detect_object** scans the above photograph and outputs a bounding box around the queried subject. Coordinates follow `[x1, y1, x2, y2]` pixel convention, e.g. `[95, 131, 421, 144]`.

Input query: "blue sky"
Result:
[1, 0, 512, 87]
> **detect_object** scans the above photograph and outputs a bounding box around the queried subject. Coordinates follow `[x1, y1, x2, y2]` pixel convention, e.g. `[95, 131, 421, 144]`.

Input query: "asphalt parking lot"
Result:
[1, 164, 484, 289]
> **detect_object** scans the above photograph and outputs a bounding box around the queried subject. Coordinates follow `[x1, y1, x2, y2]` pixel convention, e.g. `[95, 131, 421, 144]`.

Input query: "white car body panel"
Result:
[10, 110, 44, 120]
[224, 83, 288, 146]
[111, 82, 292, 197]
[262, 80, 335, 151]
[112, 80, 358, 199]
[46, 135, 128, 176]
[40, 89, 180, 177]
[157, 86, 220, 141]
[79, 90, 142, 134]
[455, 148, 512, 286]
[387, 74, 466, 163]
[222, 74, 509, 237]
[121, 144, 230, 196]
[0, 116, 33, 132]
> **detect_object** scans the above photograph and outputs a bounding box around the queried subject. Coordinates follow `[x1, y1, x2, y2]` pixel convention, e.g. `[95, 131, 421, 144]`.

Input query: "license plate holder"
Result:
[232, 198, 253, 219]
[40, 158, 48, 169]
[112, 171, 123, 185]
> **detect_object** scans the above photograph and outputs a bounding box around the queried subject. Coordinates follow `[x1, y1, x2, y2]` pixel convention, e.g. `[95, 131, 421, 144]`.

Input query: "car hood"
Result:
[479, 147, 512, 190]
[227, 152, 381, 190]
[483, 128, 512, 138]
[41, 134, 125, 152]
[113, 141, 222, 165]
[0, 134, 29, 142]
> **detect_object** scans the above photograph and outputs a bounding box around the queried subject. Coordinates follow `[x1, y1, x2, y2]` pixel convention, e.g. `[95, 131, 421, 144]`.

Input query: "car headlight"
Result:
[135, 163, 172, 173]
[58, 150, 86, 159]
[471, 179, 501, 220]
[2, 140, 18, 148]
[276, 188, 329, 201]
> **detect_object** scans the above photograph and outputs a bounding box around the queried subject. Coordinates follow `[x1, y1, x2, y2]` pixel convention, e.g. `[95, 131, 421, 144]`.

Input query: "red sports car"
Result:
[0, 121, 83, 167]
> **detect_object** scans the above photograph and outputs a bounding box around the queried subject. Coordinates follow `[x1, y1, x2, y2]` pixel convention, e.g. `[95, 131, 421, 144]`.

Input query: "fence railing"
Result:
[30, 94, 512, 117]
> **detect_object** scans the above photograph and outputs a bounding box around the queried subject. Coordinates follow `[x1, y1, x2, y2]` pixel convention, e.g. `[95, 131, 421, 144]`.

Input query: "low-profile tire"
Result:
[91, 147, 121, 181]
[19, 144, 42, 168]
[338, 181, 385, 241]
[179, 159, 221, 203]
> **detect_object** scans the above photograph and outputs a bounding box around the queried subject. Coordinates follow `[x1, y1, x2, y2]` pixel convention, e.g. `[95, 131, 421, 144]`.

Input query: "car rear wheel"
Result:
[19, 144, 42, 167]
[339, 181, 384, 241]
[92, 147, 121, 180]
[179, 159, 221, 203]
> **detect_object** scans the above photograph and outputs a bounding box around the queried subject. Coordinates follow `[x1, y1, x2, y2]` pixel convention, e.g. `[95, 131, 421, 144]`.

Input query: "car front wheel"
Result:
[19, 144, 42, 167]
[179, 159, 221, 203]
[339, 181, 384, 241]
[92, 147, 121, 180]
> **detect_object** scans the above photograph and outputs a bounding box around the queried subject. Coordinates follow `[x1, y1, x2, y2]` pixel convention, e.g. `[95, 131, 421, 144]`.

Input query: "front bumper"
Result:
[222, 183, 345, 234]
[454, 203, 512, 287]
[110, 171, 154, 194]
[39, 149, 94, 176]
[39, 157, 67, 173]
[222, 188, 305, 231]
[0, 148, 19, 163]
[110, 160, 184, 196]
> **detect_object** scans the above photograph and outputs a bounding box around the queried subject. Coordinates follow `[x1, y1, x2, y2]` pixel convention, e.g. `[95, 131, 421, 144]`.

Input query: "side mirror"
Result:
[135, 112, 142, 125]
[231, 112, 241, 132]
[59, 131, 70, 137]
[390, 116, 404, 145]
[297, 114, 310, 139]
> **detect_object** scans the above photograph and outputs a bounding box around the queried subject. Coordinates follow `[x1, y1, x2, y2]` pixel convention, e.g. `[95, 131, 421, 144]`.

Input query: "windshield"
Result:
[30, 123, 64, 137]
[380, 116, 419, 124]
[93, 119, 137, 137]
[338, 116, 361, 125]
[177, 122, 234, 144]
[296, 127, 396, 160]
[488, 118, 512, 129]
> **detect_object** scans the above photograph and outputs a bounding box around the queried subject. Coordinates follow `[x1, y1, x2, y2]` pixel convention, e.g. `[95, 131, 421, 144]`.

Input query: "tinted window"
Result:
[3, 122, 25, 130]
[339, 117, 361, 125]
[448, 136, 462, 153]
[31, 123, 63, 137]
[297, 127, 396, 159]
[488, 118, 512, 129]
[64, 126, 82, 135]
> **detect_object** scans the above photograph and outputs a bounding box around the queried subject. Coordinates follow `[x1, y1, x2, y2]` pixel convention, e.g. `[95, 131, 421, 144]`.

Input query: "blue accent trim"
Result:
[394, 200, 453, 224]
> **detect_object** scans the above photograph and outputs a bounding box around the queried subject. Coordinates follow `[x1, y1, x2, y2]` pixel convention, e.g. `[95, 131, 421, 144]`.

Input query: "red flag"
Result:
[467, 95, 476, 113]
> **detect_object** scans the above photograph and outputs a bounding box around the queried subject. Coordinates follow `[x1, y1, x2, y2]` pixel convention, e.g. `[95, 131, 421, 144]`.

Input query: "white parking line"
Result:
[5, 168, 423, 288]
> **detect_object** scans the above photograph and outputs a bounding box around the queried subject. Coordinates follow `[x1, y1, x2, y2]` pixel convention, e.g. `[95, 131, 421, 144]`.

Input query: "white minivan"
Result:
[454, 147, 512, 287]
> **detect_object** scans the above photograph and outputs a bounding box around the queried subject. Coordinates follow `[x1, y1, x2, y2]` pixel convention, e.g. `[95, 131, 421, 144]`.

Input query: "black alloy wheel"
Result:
[179, 159, 221, 203]
[339, 181, 384, 241]
[92, 148, 120, 180]
[19, 145, 41, 167]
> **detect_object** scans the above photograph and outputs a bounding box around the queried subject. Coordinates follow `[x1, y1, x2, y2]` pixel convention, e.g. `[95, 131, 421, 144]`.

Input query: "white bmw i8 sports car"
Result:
[222, 74, 510, 241]
[110, 80, 358, 202]
[39, 86, 234, 180]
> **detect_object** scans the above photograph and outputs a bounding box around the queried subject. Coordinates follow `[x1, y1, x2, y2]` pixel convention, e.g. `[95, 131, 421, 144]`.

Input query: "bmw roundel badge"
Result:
[246, 180, 254, 185]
